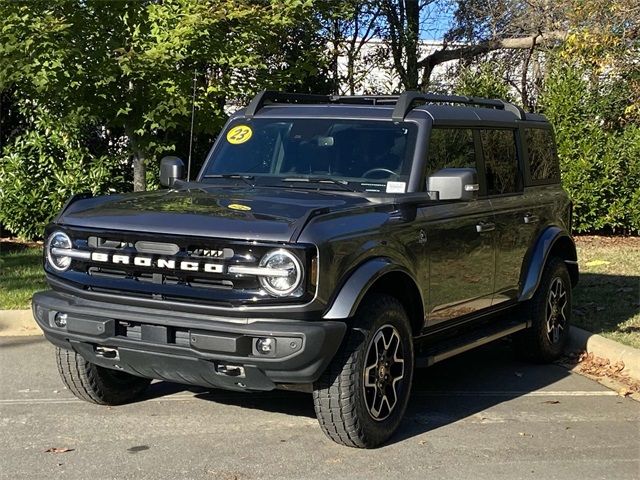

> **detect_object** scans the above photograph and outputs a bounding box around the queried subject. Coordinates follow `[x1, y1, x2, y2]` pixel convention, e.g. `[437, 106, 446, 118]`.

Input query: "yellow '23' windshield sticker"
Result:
[226, 125, 253, 144]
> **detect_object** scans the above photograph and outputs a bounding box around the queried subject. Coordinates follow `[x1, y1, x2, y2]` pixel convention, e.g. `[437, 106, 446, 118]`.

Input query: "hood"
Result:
[57, 186, 372, 242]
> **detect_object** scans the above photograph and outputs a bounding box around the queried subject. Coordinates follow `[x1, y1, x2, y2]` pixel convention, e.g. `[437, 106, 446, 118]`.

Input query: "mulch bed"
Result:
[574, 235, 640, 248]
[0, 237, 43, 252]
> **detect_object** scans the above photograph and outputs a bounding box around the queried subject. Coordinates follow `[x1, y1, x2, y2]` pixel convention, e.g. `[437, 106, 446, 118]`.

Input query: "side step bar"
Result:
[416, 320, 528, 368]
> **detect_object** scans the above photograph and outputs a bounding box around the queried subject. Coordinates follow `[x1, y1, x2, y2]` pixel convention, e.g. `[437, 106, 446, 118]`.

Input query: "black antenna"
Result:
[187, 69, 197, 181]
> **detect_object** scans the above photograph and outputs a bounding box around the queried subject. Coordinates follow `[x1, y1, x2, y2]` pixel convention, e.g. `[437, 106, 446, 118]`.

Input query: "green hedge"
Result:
[540, 65, 640, 233]
[0, 114, 130, 239]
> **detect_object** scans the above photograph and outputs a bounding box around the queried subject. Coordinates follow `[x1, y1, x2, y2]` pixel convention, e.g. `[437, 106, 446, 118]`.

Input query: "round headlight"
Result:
[259, 249, 303, 297]
[46, 231, 73, 271]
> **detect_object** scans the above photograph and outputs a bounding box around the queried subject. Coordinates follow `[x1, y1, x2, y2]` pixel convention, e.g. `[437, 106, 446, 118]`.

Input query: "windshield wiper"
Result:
[281, 176, 354, 192]
[203, 174, 255, 187]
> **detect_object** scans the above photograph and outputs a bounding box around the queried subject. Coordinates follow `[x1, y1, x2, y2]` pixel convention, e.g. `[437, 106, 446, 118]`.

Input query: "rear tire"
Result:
[514, 257, 572, 363]
[56, 347, 151, 405]
[313, 295, 414, 448]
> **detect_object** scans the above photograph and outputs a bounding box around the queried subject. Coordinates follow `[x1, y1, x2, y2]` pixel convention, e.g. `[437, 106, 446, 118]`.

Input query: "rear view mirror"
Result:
[159, 156, 185, 187]
[426, 168, 479, 201]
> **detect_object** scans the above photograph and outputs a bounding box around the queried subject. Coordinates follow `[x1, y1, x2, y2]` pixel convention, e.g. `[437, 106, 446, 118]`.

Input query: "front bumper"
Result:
[32, 291, 346, 391]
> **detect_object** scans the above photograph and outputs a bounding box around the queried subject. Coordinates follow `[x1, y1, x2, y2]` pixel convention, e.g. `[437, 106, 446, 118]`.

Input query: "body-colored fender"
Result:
[519, 225, 578, 302]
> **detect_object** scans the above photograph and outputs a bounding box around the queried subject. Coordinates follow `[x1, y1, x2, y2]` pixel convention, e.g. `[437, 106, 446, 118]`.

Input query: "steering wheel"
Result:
[362, 168, 398, 178]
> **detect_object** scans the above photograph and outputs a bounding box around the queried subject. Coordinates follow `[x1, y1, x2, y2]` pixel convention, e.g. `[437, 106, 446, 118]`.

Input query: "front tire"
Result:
[514, 257, 572, 363]
[56, 347, 151, 405]
[313, 295, 414, 448]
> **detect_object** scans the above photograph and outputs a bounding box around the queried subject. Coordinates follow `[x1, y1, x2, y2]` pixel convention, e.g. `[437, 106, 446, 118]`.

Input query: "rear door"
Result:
[420, 128, 496, 325]
[479, 128, 531, 305]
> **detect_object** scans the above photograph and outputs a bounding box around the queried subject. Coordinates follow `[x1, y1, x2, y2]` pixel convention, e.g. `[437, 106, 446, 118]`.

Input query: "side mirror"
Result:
[159, 156, 185, 187]
[426, 168, 479, 201]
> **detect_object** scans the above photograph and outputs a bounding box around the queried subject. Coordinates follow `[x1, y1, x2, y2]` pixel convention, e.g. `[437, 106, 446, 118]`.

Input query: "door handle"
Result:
[523, 213, 539, 224]
[476, 221, 496, 233]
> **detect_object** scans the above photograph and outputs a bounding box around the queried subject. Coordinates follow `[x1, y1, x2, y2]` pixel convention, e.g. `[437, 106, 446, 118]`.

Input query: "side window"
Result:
[526, 128, 560, 182]
[480, 129, 520, 195]
[426, 128, 476, 176]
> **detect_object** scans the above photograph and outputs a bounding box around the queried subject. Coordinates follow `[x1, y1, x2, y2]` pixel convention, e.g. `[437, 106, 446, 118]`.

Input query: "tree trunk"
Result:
[132, 151, 146, 192]
[404, 0, 420, 90]
[127, 130, 146, 192]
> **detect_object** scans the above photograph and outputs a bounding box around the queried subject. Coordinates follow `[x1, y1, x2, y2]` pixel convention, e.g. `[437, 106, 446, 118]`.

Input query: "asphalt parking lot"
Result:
[1, 335, 638, 480]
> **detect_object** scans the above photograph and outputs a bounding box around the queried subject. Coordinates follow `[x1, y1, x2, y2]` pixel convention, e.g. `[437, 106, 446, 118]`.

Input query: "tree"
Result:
[319, 0, 385, 94]
[0, 0, 329, 191]
[369, 0, 568, 91]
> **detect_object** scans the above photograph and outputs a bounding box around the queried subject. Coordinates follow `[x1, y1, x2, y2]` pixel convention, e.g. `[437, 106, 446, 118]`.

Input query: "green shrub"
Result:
[0, 117, 130, 239]
[540, 64, 640, 234]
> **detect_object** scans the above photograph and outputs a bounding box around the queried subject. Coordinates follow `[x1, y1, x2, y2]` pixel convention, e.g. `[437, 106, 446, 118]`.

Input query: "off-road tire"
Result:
[313, 295, 414, 448]
[514, 257, 572, 363]
[56, 347, 151, 405]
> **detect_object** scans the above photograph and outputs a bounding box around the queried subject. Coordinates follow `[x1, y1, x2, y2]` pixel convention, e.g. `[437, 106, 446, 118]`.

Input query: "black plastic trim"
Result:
[33, 290, 347, 387]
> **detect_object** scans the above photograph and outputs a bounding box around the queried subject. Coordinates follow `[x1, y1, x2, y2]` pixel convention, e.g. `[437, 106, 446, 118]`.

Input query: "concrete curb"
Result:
[568, 326, 640, 381]
[0, 309, 41, 337]
[1, 309, 639, 380]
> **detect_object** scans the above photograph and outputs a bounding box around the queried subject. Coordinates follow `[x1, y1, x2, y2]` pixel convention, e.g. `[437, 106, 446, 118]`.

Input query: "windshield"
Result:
[201, 118, 417, 193]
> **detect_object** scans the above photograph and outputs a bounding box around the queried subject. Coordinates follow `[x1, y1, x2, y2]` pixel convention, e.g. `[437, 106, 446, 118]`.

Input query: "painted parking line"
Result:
[0, 390, 618, 406]
[413, 390, 619, 397]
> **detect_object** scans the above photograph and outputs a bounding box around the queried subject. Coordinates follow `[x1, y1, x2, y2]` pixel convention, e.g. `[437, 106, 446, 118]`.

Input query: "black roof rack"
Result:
[245, 91, 400, 119]
[391, 91, 525, 121]
[244, 90, 526, 121]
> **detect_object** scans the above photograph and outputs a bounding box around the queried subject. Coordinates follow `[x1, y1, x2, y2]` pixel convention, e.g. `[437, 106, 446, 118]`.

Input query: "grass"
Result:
[0, 235, 638, 349]
[0, 243, 47, 309]
[573, 236, 640, 349]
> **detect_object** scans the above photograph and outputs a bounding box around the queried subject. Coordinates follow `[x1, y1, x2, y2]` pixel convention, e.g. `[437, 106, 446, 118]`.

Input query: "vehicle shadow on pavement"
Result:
[139, 338, 575, 444]
[141, 379, 317, 419]
[391, 339, 572, 445]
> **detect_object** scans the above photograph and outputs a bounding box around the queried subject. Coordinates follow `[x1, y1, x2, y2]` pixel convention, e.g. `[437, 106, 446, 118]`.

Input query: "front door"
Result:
[420, 127, 495, 325]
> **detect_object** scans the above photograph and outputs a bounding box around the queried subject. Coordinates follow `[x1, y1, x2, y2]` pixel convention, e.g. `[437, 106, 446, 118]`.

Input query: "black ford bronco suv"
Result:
[33, 91, 578, 448]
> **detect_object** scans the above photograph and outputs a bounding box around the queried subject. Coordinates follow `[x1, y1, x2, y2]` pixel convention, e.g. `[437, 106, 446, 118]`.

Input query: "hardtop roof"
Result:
[231, 90, 549, 125]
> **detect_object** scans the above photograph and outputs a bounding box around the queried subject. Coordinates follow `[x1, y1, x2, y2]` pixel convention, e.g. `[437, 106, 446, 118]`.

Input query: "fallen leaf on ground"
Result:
[584, 260, 610, 267]
[618, 388, 632, 397]
[542, 400, 560, 404]
[45, 447, 74, 453]
[569, 351, 640, 395]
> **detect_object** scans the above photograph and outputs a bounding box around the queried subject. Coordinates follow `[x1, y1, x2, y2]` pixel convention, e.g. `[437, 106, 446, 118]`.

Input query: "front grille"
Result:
[87, 267, 236, 290]
[48, 227, 313, 306]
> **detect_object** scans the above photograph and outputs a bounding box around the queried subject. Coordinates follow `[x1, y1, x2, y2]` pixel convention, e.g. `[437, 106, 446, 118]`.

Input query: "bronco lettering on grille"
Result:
[90, 252, 224, 273]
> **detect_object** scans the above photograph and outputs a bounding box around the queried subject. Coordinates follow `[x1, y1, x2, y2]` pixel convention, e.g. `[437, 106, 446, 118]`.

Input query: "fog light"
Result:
[54, 312, 68, 328]
[256, 337, 275, 354]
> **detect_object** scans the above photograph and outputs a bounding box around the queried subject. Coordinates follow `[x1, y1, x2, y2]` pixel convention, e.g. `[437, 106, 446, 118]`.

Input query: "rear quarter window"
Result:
[526, 128, 560, 183]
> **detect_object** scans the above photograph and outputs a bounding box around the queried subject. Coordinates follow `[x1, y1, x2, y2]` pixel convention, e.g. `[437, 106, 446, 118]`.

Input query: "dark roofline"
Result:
[244, 90, 531, 122]
[391, 91, 525, 121]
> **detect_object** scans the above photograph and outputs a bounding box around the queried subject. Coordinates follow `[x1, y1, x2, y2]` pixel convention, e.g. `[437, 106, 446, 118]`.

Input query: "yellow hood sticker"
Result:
[228, 203, 252, 211]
